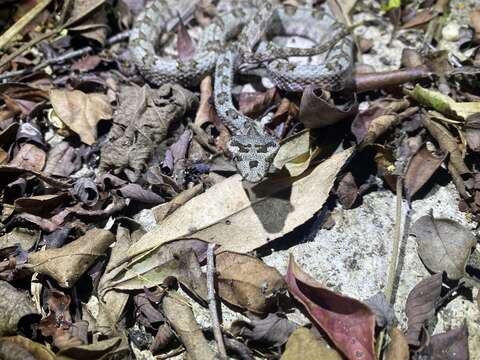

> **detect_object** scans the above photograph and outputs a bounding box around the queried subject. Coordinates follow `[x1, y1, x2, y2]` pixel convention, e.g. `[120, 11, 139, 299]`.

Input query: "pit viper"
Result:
[129, 0, 354, 182]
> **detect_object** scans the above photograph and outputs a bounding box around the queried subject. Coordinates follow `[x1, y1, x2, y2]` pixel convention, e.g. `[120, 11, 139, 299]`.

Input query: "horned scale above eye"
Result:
[129, 0, 354, 182]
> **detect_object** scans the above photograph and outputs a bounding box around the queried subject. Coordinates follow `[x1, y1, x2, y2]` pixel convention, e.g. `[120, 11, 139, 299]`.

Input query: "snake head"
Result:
[228, 124, 279, 183]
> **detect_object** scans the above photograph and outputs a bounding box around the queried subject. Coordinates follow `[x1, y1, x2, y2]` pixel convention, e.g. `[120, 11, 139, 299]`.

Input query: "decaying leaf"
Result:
[0, 227, 39, 250]
[28, 229, 115, 288]
[55, 337, 124, 359]
[299, 85, 357, 128]
[405, 273, 443, 346]
[0, 336, 56, 360]
[285, 256, 376, 360]
[281, 327, 342, 360]
[410, 213, 476, 279]
[273, 130, 318, 177]
[417, 323, 469, 360]
[176, 16, 195, 61]
[421, 117, 469, 175]
[402, 9, 438, 29]
[96, 225, 141, 336]
[9, 143, 46, 172]
[337, 172, 359, 209]
[216, 252, 284, 313]
[364, 292, 396, 330]
[464, 113, 480, 152]
[103, 240, 208, 302]
[162, 293, 215, 360]
[385, 327, 409, 360]
[127, 148, 354, 258]
[49, 89, 112, 145]
[404, 145, 446, 199]
[408, 84, 480, 120]
[231, 313, 297, 347]
[0, 281, 38, 336]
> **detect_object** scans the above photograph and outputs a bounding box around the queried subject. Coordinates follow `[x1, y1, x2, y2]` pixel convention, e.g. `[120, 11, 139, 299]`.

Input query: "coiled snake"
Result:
[129, 0, 354, 182]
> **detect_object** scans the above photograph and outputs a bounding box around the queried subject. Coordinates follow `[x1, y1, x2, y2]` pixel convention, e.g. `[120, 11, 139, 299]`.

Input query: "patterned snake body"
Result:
[129, 0, 354, 182]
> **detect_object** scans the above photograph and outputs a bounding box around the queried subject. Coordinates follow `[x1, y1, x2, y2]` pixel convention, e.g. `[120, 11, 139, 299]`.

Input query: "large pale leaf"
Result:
[127, 148, 354, 258]
[285, 256, 375, 360]
[411, 213, 476, 279]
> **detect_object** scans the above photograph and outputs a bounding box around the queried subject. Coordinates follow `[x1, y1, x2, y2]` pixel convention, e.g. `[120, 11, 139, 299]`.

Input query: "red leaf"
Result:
[285, 256, 376, 360]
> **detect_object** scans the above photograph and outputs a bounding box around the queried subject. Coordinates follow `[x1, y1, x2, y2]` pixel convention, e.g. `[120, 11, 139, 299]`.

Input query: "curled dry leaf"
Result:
[216, 251, 285, 314]
[176, 17, 195, 61]
[49, 89, 112, 145]
[285, 256, 375, 360]
[404, 146, 446, 199]
[421, 117, 469, 175]
[231, 313, 297, 347]
[405, 273, 443, 346]
[299, 85, 358, 128]
[410, 213, 476, 279]
[385, 327, 409, 360]
[281, 327, 342, 360]
[0, 280, 38, 336]
[44, 141, 82, 177]
[28, 228, 115, 288]
[418, 323, 469, 360]
[127, 148, 354, 258]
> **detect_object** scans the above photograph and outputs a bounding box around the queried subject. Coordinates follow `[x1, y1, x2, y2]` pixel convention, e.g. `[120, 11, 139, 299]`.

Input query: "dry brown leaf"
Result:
[404, 146, 446, 199]
[9, 143, 46, 172]
[422, 117, 469, 175]
[281, 327, 342, 360]
[385, 328, 409, 360]
[0, 336, 56, 360]
[216, 251, 285, 313]
[402, 9, 438, 29]
[28, 228, 115, 288]
[127, 148, 354, 258]
[162, 293, 215, 360]
[50, 89, 112, 145]
[0, 281, 38, 336]
[411, 213, 476, 280]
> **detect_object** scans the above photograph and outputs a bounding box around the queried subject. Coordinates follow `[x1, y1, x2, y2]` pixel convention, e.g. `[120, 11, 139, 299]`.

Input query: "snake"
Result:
[129, 0, 354, 182]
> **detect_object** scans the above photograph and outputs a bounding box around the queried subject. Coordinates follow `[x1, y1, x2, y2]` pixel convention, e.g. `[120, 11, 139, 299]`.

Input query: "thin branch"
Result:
[0, 31, 130, 82]
[207, 243, 227, 358]
[0, 0, 53, 51]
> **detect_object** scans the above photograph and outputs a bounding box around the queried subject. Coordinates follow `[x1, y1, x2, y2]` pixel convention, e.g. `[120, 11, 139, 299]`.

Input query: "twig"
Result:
[376, 176, 404, 358]
[0, 31, 130, 82]
[0, 0, 53, 51]
[0, 0, 106, 69]
[207, 243, 227, 358]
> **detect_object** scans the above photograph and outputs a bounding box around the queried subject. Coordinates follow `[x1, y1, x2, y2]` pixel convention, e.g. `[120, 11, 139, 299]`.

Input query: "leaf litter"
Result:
[0, 0, 479, 359]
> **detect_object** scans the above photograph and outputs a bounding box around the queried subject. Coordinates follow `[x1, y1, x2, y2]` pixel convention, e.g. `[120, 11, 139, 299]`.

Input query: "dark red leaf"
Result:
[285, 256, 376, 360]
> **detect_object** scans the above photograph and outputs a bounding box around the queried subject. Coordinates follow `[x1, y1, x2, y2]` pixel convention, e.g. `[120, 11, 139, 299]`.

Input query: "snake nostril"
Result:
[249, 160, 259, 168]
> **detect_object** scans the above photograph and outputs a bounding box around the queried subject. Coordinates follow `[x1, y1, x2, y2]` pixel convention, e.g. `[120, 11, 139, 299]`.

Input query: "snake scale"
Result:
[129, 0, 354, 182]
